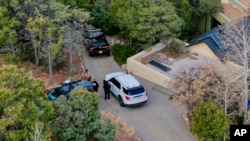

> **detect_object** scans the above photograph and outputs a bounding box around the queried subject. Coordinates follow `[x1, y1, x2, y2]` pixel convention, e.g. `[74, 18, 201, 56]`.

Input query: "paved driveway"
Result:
[82, 49, 197, 141]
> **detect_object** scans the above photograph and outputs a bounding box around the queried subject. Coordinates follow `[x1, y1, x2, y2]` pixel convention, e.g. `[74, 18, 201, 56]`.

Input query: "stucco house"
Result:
[127, 15, 250, 120]
[127, 16, 249, 90]
[189, 16, 250, 70]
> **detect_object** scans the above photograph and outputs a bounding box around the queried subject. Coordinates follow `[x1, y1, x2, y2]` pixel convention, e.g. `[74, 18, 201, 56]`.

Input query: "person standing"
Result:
[103, 80, 111, 100]
[81, 69, 91, 81]
[92, 79, 99, 92]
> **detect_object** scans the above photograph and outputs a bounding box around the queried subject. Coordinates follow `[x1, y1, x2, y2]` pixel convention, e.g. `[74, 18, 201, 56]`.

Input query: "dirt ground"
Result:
[0, 51, 140, 141]
[27, 51, 84, 87]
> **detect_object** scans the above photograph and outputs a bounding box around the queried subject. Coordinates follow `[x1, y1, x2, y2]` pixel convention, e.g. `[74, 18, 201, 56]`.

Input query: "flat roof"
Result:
[223, 3, 247, 20]
[239, 0, 250, 8]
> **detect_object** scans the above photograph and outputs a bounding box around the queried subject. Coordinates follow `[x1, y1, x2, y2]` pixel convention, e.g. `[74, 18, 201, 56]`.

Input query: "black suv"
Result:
[47, 80, 94, 101]
[83, 29, 110, 56]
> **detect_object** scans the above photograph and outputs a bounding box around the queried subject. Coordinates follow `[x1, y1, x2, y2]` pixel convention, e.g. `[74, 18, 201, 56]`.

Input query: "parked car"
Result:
[47, 80, 94, 101]
[103, 72, 148, 107]
[83, 29, 111, 56]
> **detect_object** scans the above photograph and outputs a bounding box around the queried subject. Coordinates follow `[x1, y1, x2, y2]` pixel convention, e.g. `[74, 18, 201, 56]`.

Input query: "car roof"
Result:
[116, 74, 141, 89]
[70, 80, 93, 89]
[104, 72, 126, 81]
[104, 72, 141, 89]
[88, 29, 103, 38]
[54, 80, 93, 95]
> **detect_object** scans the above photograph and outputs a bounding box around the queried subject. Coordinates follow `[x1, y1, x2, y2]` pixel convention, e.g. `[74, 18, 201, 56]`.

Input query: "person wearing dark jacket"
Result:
[92, 79, 99, 92]
[103, 80, 111, 100]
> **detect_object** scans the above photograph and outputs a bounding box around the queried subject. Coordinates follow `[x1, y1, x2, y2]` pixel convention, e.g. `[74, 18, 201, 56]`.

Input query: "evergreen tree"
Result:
[110, 0, 183, 45]
[191, 99, 230, 140]
[0, 65, 54, 140]
[0, 7, 20, 56]
[27, 14, 63, 85]
[51, 87, 116, 141]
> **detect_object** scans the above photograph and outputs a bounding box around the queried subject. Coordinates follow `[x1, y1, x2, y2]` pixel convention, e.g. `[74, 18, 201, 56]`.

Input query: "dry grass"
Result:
[101, 111, 142, 141]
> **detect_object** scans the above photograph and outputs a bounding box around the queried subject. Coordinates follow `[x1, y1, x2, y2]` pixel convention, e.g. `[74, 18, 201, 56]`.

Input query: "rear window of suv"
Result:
[128, 86, 145, 95]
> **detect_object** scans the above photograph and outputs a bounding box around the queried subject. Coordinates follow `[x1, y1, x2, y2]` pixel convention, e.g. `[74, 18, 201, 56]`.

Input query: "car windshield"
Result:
[128, 86, 145, 95]
[92, 39, 107, 47]
[89, 30, 103, 38]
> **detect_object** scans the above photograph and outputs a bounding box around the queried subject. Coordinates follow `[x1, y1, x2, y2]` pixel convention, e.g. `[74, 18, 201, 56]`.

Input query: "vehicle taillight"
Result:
[125, 95, 130, 101]
[90, 47, 94, 51]
[146, 92, 148, 96]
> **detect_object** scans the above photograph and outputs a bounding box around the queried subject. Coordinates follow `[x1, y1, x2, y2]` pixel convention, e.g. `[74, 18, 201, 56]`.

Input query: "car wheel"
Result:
[106, 52, 111, 56]
[118, 96, 125, 107]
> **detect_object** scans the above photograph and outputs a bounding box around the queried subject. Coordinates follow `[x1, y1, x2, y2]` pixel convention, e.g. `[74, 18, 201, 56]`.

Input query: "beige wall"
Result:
[127, 42, 220, 93]
[212, 12, 231, 23]
[127, 51, 173, 91]
[189, 42, 219, 60]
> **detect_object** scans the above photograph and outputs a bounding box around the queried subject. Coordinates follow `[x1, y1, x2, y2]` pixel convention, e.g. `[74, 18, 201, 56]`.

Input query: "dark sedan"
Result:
[48, 80, 94, 101]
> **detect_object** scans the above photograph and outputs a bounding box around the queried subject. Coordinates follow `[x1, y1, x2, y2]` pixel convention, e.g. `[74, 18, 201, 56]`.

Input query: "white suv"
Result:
[104, 72, 148, 107]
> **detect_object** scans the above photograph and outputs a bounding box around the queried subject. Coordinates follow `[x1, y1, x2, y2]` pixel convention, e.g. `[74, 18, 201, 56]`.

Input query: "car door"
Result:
[109, 78, 120, 97]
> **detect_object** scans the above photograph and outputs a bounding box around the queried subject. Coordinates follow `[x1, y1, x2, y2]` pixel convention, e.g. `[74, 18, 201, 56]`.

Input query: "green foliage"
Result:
[112, 44, 136, 65]
[0, 65, 55, 140]
[122, 0, 183, 45]
[91, 0, 119, 35]
[170, 0, 193, 40]
[4, 53, 20, 64]
[56, 0, 94, 10]
[0, 7, 20, 47]
[189, 0, 223, 17]
[0, 0, 52, 42]
[51, 87, 116, 141]
[165, 38, 186, 56]
[191, 99, 230, 140]
[0, 0, 52, 66]
[231, 113, 244, 125]
[170, 0, 193, 30]
[51, 2, 90, 23]
[109, 0, 183, 44]
[59, 5, 91, 73]
[169, 0, 223, 38]
[180, 0, 193, 31]
[27, 14, 63, 85]
[94, 119, 116, 141]
[1, 0, 92, 84]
